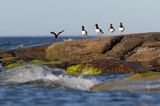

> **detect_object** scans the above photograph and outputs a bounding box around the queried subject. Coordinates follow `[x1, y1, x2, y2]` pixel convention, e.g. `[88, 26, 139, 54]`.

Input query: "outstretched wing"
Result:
[50, 32, 58, 38]
[50, 32, 57, 35]
[57, 30, 65, 36]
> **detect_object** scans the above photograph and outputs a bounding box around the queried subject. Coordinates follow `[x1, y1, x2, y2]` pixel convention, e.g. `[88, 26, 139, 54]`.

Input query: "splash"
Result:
[0, 65, 98, 91]
[63, 38, 74, 41]
[15, 44, 24, 49]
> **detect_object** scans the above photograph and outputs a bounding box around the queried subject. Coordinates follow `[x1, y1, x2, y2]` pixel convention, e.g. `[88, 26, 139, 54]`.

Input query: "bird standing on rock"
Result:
[94, 24, 104, 38]
[81, 25, 88, 39]
[50, 30, 65, 39]
[119, 22, 125, 33]
[108, 24, 115, 33]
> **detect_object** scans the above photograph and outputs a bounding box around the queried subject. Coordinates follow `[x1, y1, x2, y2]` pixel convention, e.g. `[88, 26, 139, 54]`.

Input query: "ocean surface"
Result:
[0, 36, 160, 106]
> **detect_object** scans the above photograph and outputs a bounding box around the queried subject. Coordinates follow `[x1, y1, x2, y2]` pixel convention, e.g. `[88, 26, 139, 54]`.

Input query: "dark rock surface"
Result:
[0, 44, 51, 66]
[86, 59, 145, 74]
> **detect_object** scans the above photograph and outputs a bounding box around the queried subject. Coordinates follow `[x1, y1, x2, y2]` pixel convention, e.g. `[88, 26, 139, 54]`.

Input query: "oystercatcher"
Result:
[108, 24, 115, 33]
[81, 25, 88, 39]
[94, 24, 104, 37]
[119, 22, 125, 32]
[50, 30, 65, 39]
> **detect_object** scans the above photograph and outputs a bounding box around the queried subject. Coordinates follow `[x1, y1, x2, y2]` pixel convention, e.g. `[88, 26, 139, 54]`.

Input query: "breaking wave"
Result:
[0, 65, 98, 91]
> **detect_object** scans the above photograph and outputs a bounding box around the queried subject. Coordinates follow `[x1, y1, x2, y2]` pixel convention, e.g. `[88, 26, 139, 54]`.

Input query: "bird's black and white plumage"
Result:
[50, 30, 65, 39]
[119, 22, 125, 32]
[108, 24, 115, 33]
[81, 25, 88, 39]
[94, 24, 104, 35]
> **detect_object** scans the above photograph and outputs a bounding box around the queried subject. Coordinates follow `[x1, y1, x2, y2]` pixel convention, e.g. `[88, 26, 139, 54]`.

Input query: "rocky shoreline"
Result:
[0, 32, 160, 73]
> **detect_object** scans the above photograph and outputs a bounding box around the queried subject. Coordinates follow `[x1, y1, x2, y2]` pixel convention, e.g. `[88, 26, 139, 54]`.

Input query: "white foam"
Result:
[16, 44, 24, 48]
[0, 65, 98, 91]
[0, 65, 53, 83]
[63, 38, 74, 41]
[45, 74, 97, 91]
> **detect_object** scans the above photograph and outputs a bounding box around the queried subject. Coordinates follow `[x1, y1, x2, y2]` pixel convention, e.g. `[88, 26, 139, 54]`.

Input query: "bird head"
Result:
[93, 24, 99, 28]
[120, 22, 123, 26]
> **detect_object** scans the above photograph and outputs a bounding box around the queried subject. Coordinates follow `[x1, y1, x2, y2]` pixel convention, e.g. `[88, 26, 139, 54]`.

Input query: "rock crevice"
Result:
[101, 36, 124, 54]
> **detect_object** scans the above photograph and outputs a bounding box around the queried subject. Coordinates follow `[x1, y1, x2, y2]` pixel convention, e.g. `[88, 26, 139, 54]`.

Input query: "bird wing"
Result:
[50, 32, 58, 38]
[100, 29, 104, 34]
[57, 30, 65, 35]
[122, 27, 125, 32]
[50, 32, 57, 35]
[86, 30, 88, 35]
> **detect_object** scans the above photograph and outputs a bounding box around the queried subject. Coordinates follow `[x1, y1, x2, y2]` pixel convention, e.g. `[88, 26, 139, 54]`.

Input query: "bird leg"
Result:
[98, 33, 102, 39]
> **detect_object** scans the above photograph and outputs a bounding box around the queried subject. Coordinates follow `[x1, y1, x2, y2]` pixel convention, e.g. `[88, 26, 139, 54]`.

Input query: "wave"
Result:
[63, 38, 74, 41]
[15, 44, 24, 49]
[0, 65, 98, 91]
[0, 43, 24, 50]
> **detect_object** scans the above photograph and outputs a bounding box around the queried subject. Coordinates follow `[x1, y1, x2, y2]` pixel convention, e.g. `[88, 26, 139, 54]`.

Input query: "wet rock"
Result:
[5, 60, 25, 69]
[0, 44, 51, 61]
[86, 59, 145, 74]
[3, 59, 63, 69]
[91, 72, 160, 91]
[47, 61, 72, 69]
[57, 59, 146, 75]
[0, 44, 51, 68]
[1, 57, 20, 66]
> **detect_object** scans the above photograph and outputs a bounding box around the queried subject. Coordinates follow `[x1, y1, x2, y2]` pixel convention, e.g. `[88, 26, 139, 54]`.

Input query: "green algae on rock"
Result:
[91, 72, 160, 91]
[66, 64, 104, 75]
[5, 60, 25, 69]
[4, 60, 62, 69]
[0, 57, 19, 66]
[0, 57, 17, 61]
[124, 72, 160, 80]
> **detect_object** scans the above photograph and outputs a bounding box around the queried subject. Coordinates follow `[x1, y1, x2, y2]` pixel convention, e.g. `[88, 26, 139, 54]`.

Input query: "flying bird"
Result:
[119, 22, 125, 32]
[94, 24, 104, 37]
[81, 25, 88, 39]
[50, 30, 65, 39]
[108, 24, 115, 33]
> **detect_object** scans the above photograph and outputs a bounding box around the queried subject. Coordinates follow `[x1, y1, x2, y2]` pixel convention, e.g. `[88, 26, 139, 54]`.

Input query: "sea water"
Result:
[0, 36, 160, 106]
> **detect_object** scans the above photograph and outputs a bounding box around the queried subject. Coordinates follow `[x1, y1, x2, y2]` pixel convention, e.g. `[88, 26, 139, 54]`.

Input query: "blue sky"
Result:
[0, 0, 160, 36]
